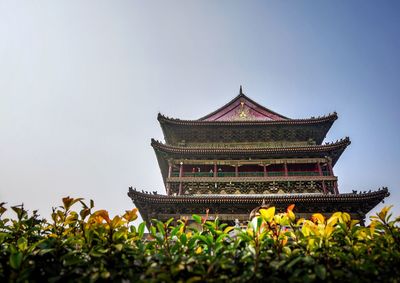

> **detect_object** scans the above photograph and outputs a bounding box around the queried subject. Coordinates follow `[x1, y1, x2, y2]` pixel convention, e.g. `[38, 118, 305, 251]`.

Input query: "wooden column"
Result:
[214, 162, 217, 178]
[179, 162, 183, 177]
[284, 162, 288, 177]
[317, 162, 322, 176]
[179, 162, 183, 195]
[235, 165, 239, 177]
[263, 164, 267, 177]
[322, 181, 327, 194]
[327, 159, 334, 176]
[168, 162, 172, 178]
[167, 162, 172, 195]
[333, 181, 339, 195]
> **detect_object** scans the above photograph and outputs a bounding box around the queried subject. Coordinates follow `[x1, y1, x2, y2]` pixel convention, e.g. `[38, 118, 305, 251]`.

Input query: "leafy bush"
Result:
[0, 198, 399, 282]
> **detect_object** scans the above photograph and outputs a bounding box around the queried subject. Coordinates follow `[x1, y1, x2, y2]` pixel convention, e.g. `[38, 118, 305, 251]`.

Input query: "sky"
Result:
[1, 1, 399, 223]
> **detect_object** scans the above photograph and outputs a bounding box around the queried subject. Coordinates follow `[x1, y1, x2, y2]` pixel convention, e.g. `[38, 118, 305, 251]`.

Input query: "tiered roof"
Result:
[158, 92, 337, 145]
[152, 137, 349, 163]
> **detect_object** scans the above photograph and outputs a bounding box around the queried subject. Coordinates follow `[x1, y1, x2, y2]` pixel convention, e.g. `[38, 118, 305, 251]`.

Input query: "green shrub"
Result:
[0, 198, 399, 282]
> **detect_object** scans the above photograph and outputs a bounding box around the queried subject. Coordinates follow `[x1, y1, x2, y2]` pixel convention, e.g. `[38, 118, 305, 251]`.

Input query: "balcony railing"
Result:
[267, 172, 285, 177]
[238, 172, 264, 177]
[288, 171, 320, 176]
[171, 171, 331, 178]
[181, 172, 214, 177]
[218, 172, 236, 177]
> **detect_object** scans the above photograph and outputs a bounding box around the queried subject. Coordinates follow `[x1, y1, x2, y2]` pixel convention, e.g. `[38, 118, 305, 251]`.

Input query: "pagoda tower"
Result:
[129, 87, 389, 225]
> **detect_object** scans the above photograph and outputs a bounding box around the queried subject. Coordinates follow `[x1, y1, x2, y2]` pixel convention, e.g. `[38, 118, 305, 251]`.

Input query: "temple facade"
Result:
[129, 87, 389, 225]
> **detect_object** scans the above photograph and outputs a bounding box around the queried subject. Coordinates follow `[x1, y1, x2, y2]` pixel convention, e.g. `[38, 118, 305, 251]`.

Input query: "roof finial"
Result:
[239, 85, 243, 95]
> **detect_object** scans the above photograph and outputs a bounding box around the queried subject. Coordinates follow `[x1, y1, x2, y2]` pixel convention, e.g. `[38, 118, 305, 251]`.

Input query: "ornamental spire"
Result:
[239, 85, 243, 95]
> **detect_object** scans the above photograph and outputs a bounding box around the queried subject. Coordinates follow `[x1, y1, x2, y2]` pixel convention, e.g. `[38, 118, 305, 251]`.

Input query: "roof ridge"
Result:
[157, 112, 338, 125]
[198, 89, 289, 121]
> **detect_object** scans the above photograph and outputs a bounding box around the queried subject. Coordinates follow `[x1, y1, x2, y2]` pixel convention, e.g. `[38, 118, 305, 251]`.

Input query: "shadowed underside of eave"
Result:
[128, 187, 390, 223]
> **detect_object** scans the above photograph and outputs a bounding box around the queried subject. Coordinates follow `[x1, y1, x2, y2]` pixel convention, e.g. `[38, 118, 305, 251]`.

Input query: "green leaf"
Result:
[180, 233, 187, 245]
[0, 232, 9, 244]
[285, 256, 302, 271]
[216, 233, 228, 243]
[138, 222, 146, 238]
[186, 276, 202, 283]
[150, 226, 157, 236]
[9, 251, 23, 270]
[170, 225, 181, 237]
[282, 246, 291, 256]
[192, 214, 202, 224]
[165, 217, 174, 227]
[17, 237, 28, 251]
[156, 222, 166, 237]
[114, 243, 123, 251]
[315, 264, 327, 280]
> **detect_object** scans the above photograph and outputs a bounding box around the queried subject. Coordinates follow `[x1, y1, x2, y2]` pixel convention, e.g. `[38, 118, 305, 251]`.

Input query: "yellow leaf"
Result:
[369, 222, 376, 235]
[93, 210, 110, 224]
[277, 214, 290, 226]
[110, 216, 123, 228]
[123, 208, 138, 222]
[259, 207, 275, 222]
[327, 215, 338, 227]
[195, 246, 202, 254]
[311, 213, 325, 224]
[324, 226, 334, 238]
[356, 230, 367, 240]
[297, 218, 305, 225]
[224, 226, 234, 234]
[350, 220, 360, 228]
[378, 205, 393, 220]
[302, 224, 311, 236]
[287, 210, 296, 222]
[342, 213, 351, 223]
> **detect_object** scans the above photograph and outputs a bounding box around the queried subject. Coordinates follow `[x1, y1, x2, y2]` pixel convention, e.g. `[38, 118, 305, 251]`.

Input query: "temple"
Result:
[129, 87, 389, 225]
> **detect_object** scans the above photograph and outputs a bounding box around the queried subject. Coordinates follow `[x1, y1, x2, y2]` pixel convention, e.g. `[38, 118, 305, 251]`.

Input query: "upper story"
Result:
[157, 87, 338, 148]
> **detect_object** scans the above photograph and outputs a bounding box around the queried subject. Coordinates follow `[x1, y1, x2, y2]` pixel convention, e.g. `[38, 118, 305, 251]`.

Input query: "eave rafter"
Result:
[129, 186, 389, 204]
[151, 137, 350, 166]
[128, 187, 390, 223]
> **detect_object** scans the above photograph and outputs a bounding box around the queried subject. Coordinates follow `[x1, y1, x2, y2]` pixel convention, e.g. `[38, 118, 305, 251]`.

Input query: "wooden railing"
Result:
[171, 171, 331, 177]
[288, 172, 320, 176]
[238, 172, 264, 177]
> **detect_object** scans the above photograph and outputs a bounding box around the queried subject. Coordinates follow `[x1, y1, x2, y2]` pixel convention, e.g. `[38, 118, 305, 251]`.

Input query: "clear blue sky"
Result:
[1, 1, 399, 222]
